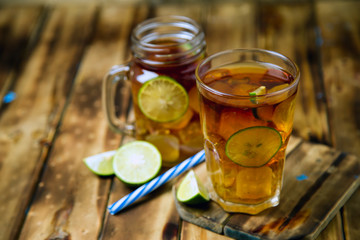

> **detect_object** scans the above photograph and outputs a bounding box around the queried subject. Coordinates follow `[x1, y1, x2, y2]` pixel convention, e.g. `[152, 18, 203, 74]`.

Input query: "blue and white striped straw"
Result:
[108, 149, 205, 215]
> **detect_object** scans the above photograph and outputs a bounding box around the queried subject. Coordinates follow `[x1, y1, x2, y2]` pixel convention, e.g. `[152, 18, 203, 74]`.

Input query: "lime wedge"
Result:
[249, 86, 266, 104]
[113, 141, 162, 186]
[138, 76, 189, 123]
[249, 86, 266, 96]
[225, 126, 282, 167]
[83, 150, 116, 176]
[176, 170, 209, 205]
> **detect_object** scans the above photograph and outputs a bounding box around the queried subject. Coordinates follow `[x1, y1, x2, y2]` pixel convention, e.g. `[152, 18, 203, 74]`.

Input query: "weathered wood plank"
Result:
[205, 1, 257, 54]
[0, 6, 96, 240]
[315, 213, 344, 240]
[257, 1, 330, 144]
[181, 221, 234, 240]
[154, 2, 205, 23]
[315, 1, 360, 240]
[8, 5, 114, 240]
[18, 5, 134, 240]
[0, 6, 43, 108]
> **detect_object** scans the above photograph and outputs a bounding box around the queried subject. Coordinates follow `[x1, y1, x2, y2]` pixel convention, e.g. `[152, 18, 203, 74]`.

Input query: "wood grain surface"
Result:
[0, 1, 359, 240]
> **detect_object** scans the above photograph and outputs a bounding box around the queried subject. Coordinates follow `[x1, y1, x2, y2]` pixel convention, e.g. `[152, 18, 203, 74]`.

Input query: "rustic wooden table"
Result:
[0, 0, 359, 239]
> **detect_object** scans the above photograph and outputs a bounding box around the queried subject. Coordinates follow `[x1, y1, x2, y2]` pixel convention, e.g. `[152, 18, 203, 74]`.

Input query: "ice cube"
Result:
[203, 68, 231, 85]
[231, 83, 260, 96]
[255, 105, 274, 121]
[221, 165, 237, 187]
[236, 166, 273, 200]
[188, 87, 200, 113]
[273, 94, 296, 134]
[145, 134, 179, 163]
[163, 107, 193, 130]
[218, 108, 265, 140]
[177, 121, 203, 152]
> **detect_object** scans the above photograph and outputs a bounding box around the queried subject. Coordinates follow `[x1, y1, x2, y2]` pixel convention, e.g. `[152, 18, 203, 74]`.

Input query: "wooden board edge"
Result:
[172, 186, 228, 234]
[223, 227, 263, 240]
[305, 158, 360, 240]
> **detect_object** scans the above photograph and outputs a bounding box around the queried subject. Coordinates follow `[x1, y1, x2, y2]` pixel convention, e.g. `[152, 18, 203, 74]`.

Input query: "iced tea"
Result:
[131, 39, 205, 166]
[103, 16, 206, 167]
[196, 49, 299, 214]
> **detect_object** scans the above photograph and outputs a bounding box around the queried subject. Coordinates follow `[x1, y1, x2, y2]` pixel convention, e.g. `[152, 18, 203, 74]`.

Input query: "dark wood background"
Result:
[0, 0, 359, 239]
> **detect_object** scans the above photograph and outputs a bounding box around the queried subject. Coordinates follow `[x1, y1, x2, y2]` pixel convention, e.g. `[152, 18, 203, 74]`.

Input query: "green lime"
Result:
[83, 150, 116, 176]
[113, 141, 162, 186]
[249, 86, 266, 104]
[176, 170, 209, 205]
[138, 76, 189, 123]
[225, 126, 282, 167]
[249, 86, 266, 96]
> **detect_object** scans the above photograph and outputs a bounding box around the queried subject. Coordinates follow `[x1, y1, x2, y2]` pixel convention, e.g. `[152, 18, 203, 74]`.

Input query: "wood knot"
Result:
[46, 200, 74, 240]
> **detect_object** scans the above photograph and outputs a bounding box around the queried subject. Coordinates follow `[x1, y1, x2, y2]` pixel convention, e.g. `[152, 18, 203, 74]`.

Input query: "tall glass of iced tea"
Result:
[196, 49, 300, 214]
[103, 16, 206, 166]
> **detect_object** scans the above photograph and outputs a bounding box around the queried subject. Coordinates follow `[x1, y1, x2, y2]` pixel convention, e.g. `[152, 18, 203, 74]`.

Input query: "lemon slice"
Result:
[138, 76, 189, 123]
[83, 150, 116, 176]
[225, 126, 282, 167]
[113, 141, 162, 186]
[176, 170, 209, 205]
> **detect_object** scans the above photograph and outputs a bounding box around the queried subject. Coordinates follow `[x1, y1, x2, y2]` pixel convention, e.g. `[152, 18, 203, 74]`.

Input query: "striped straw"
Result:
[108, 149, 206, 215]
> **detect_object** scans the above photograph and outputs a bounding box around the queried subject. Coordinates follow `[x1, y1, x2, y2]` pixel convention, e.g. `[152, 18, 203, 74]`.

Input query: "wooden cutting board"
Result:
[173, 137, 360, 240]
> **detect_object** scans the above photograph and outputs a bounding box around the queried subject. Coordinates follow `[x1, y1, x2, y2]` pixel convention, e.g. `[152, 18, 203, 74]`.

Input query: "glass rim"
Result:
[195, 48, 300, 99]
[131, 15, 205, 50]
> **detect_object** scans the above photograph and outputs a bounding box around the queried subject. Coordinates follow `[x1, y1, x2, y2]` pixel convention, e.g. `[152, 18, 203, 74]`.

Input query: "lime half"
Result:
[113, 141, 162, 186]
[176, 170, 209, 205]
[249, 86, 266, 96]
[138, 76, 189, 123]
[225, 126, 282, 167]
[83, 150, 116, 176]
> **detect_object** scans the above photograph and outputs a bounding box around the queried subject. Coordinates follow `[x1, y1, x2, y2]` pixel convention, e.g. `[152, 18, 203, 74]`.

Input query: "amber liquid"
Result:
[130, 40, 205, 166]
[199, 62, 297, 214]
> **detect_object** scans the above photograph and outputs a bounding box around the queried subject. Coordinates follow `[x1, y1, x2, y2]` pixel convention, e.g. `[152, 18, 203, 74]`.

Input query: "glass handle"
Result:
[102, 64, 135, 136]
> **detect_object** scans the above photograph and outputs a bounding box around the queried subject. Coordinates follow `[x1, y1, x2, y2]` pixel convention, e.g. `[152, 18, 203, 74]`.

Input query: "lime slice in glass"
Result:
[249, 86, 266, 104]
[138, 76, 189, 123]
[225, 126, 282, 167]
[113, 141, 162, 186]
[249, 86, 266, 96]
[176, 170, 209, 205]
[83, 150, 116, 176]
